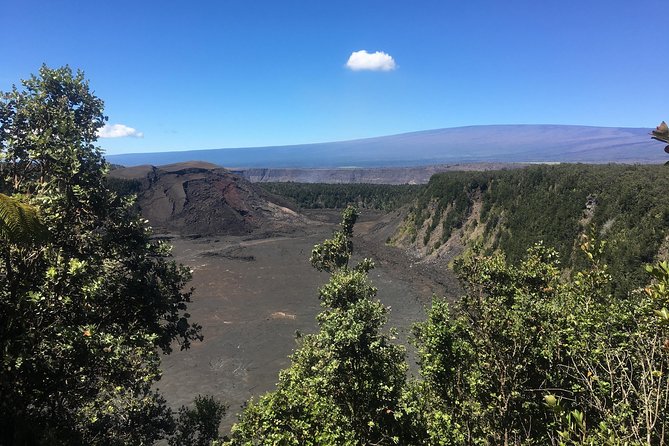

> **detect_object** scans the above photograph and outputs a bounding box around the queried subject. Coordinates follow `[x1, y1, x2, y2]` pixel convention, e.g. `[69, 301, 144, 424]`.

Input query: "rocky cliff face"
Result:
[109, 161, 307, 235]
[389, 164, 669, 297]
[391, 195, 481, 267]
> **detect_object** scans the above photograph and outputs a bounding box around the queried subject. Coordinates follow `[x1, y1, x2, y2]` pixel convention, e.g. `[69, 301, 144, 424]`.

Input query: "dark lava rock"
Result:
[109, 161, 306, 235]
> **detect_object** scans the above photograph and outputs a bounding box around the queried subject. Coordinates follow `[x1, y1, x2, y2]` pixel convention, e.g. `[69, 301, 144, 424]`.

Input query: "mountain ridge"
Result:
[106, 124, 663, 168]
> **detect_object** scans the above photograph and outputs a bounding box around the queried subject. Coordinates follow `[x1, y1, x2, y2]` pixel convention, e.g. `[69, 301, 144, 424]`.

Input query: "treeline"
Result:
[106, 176, 142, 197]
[258, 182, 423, 211]
[404, 164, 669, 296]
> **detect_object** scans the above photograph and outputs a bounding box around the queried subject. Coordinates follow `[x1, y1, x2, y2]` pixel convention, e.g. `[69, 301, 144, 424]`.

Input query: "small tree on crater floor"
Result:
[229, 206, 413, 445]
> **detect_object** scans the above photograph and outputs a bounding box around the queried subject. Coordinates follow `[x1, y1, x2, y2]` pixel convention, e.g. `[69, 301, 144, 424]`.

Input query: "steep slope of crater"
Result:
[109, 161, 307, 235]
[391, 164, 669, 296]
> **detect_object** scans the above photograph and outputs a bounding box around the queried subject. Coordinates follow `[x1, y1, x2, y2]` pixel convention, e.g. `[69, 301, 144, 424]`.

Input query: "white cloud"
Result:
[346, 50, 397, 71]
[97, 123, 144, 138]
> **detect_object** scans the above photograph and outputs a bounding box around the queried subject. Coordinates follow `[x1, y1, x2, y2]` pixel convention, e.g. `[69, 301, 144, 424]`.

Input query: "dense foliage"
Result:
[404, 164, 669, 295]
[0, 66, 201, 445]
[106, 176, 142, 198]
[412, 238, 669, 445]
[169, 396, 227, 446]
[226, 206, 669, 445]
[258, 182, 423, 211]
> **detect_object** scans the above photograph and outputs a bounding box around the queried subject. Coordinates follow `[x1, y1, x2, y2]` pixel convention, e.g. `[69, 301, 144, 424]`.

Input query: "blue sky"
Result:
[2, 0, 666, 155]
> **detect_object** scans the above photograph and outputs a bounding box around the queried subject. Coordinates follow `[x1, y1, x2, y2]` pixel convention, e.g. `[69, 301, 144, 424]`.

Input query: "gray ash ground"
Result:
[157, 209, 460, 434]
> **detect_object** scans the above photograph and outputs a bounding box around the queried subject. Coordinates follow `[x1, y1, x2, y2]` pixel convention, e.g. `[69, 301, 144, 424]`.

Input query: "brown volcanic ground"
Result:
[111, 162, 461, 433]
[158, 211, 460, 433]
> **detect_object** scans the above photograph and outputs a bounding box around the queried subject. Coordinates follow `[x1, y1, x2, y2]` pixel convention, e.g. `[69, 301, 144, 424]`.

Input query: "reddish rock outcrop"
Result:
[109, 161, 306, 235]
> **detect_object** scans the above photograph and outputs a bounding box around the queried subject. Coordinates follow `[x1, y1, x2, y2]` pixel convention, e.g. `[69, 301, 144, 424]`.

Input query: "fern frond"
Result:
[0, 193, 46, 244]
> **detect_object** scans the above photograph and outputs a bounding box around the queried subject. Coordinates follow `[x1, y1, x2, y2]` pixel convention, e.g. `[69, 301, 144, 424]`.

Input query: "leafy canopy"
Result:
[0, 65, 201, 445]
[413, 237, 669, 445]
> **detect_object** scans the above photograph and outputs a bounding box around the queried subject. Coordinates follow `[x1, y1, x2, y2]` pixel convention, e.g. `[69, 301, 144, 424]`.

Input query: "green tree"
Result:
[0, 65, 201, 445]
[413, 244, 565, 444]
[414, 237, 669, 445]
[228, 207, 413, 445]
[170, 395, 227, 446]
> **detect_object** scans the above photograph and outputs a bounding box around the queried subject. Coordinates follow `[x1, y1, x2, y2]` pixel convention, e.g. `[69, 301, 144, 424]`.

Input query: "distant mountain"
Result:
[106, 125, 664, 168]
